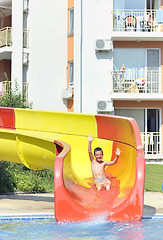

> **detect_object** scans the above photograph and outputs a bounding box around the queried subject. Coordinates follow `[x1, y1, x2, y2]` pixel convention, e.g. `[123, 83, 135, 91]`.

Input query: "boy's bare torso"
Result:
[91, 159, 106, 178]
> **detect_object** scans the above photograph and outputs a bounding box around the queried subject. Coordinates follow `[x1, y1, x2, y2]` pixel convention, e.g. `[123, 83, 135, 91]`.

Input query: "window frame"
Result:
[68, 8, 74, 36]
[69, 61, 74, 87]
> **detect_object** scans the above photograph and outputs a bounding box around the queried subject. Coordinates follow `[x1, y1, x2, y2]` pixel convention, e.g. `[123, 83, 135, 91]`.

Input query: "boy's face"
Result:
[94, 150, 103, 162]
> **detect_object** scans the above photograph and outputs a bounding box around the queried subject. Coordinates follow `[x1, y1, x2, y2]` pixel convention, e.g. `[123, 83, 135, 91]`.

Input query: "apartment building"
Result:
[111, 0, 163, 161]
[66, 0, 163, 160]
[0, 0, 163, 159]
[0, 0, 68, 111]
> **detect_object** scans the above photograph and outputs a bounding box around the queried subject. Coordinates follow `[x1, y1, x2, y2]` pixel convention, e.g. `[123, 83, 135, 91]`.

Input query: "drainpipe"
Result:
[80, 0, 83, 113]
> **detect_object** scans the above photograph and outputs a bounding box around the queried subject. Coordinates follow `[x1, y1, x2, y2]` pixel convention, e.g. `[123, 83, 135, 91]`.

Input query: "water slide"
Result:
[0, 107, 145, 221]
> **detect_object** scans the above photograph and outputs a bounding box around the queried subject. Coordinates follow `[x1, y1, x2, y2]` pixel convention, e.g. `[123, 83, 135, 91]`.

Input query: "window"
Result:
[69, 8, 74, 35]
[147, 49, 160, 93]
[114, 108, 161, 155]
[23, 0, 29, 11]
[147, 0, 159, 9]
[69, 61, 74, 87]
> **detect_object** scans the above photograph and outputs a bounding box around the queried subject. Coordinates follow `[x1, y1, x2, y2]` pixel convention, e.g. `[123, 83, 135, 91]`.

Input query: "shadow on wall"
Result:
[95, 50, 113, 60]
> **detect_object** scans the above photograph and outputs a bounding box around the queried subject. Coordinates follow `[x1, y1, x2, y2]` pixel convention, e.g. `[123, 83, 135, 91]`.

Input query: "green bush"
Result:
[0, 72, 32, 108]
[0, 162, 16, 193]
[0, 73, 54, 193]
[0, 162, 54, 193]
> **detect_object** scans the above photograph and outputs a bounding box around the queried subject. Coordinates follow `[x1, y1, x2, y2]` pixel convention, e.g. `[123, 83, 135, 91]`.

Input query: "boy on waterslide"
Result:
[88, 136, 121, 191]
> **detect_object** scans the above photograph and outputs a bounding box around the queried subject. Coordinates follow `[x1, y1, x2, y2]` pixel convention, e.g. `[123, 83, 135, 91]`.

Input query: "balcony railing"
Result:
[23, 29, 29, 48]
[0, 27, 28, 48]
[141, 132, 161, 156]
[0, 27, 12, 47]
[1, 81, 29, 101]
[22, 82, 29, 101]
[111, 69, 160, 94]
[2, 80, 11, 94]
[112, 9, 160, 32]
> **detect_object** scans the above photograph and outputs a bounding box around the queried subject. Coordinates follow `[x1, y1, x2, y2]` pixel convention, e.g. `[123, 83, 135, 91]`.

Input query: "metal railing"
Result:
[2, 81, 29, 101]
[0, 27, 28, 48]
[111, 69, 160, 94]
[0, 27, 12, 47]
[112, 9, 159, 32]
[141, 132, 160, 156]
[22, 82, 29, 101]
[23, 29, 29, 48]
[2, 80, 11, 94]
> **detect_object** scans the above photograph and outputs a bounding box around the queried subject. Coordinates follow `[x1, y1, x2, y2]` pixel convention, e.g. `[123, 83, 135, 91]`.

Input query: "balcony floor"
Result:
[111, 31, 163, 41]
[111, 92, 163, 101]
[145, 154, 163, 163]
[0, 46, 12, 60]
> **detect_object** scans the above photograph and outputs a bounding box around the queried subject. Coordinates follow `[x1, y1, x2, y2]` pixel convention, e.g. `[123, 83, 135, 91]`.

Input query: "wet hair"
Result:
[94, 147, 103, 155]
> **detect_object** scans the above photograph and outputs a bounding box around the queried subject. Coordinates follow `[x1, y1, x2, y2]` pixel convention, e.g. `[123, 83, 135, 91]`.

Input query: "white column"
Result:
[11, 0, 23, 91]
[74, 0, 82, 113]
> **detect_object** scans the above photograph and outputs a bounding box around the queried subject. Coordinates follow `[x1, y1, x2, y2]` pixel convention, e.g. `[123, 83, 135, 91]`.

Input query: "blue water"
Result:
[0, 215, 163, 240]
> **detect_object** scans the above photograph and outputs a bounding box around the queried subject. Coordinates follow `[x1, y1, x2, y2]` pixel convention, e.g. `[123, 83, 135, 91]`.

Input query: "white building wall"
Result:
[12, 0, 23, 90]
[74, 0, 113, 114]
[27, 0, 67, 111]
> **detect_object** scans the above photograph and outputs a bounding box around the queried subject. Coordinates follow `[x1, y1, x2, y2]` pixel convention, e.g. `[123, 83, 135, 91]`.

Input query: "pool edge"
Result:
[0, 213, 55, 220]
[0, 213, 163, 221]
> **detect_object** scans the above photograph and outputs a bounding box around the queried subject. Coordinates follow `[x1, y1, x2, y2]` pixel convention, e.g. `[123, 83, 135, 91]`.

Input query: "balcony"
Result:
[23, 29, 29, 48]
[112, 9, 163, 41]
[140, 132, 163, 161]
[2, 80, 11, 94]
[2, 81, 29, 101]
[0, 27, 29, 49]
[22, 82, 29, 101]
[111, 69, 163, 100]
[0, 27, 12, 47]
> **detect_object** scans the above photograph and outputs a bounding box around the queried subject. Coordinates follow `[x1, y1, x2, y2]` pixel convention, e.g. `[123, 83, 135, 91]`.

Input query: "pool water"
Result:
[0, 215, 163, 240]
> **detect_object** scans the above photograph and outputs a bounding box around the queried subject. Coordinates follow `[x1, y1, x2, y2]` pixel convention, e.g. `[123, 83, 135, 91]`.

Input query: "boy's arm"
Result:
[104, 148, 121, 166]
[88, 136, 94, 162]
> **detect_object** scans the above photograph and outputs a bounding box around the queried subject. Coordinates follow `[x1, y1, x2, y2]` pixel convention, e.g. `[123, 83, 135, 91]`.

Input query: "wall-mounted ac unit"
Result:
[23, 52, 29, 64]
[62, 88, 73, 99]
[97, 100, 114, 112]
[23, 0, 29, 12]
[95, 39, 113, 51]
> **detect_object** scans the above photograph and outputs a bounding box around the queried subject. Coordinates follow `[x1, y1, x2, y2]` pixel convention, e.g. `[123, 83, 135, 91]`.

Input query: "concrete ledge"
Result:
[0, 193, 54, 215]
[0, 192, 162, 219]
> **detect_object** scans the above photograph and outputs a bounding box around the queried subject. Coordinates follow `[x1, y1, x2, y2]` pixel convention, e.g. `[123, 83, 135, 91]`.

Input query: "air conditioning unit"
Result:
[97, 100, 114, 112]
[23, 52, 29, 64]
[62, 88, 73, 99]
[95, 39, 113, 51]
[23, 0, 29, 12]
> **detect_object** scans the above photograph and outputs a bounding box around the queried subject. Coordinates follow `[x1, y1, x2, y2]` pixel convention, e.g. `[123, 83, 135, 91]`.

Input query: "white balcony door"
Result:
[147, 49, 159, 71]
[146, 49, 160, 93]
